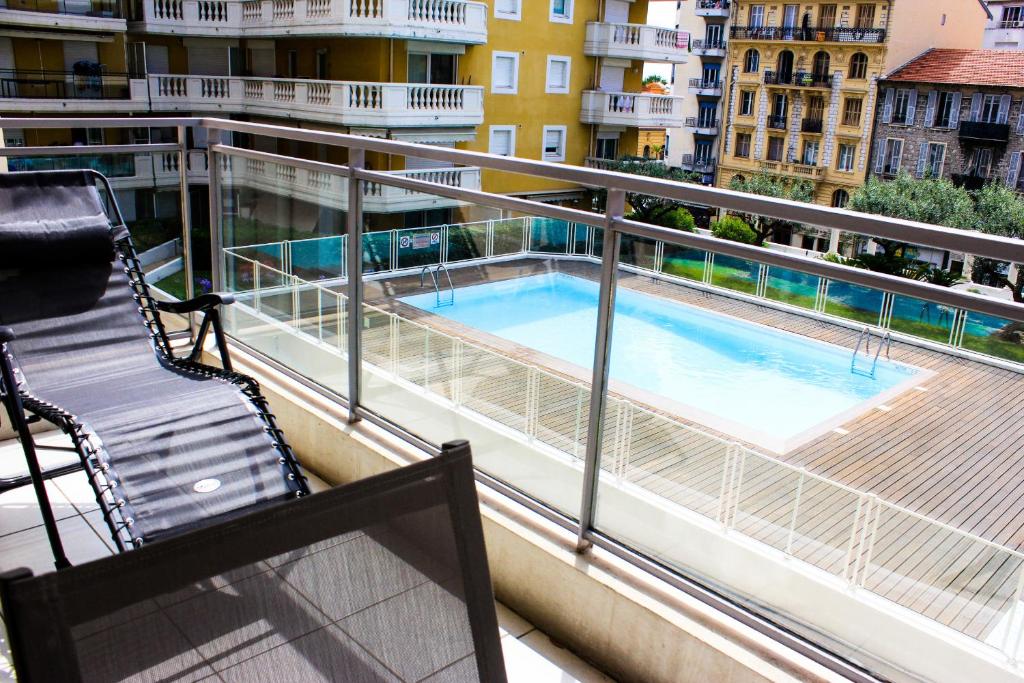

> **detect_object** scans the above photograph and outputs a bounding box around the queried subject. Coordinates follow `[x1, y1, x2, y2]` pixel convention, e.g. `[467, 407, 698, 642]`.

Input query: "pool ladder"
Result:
[851, 326, 891, 378]
[420, 264, 455, 308]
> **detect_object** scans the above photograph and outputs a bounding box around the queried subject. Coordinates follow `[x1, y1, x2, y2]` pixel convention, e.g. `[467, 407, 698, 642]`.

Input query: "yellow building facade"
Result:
[717, 0, 988, 207]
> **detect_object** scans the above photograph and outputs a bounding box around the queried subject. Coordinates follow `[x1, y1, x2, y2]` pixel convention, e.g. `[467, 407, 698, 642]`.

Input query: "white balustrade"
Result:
[584, 22, 689, 63]
[580, 90, 686, 127]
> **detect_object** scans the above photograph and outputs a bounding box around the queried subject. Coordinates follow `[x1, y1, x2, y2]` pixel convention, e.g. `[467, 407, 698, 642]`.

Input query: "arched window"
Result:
[849, 53, 868, 80]
[744, 49, 760, 73]
[777, 50, 794, 81]
[732, 174, 746, 184]
[643, 145, 652, 158]
[812, 51, 831, 79]
[831, 189, 849, 208]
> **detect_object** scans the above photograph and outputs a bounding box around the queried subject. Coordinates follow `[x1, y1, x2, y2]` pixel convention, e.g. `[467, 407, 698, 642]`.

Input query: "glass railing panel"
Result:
[492, 217, 527, 256]
[763, 266, 820, 309]
[395, 226, 442, 270]
[710, 254, 759, 295]
[660, 244, 707, 281]
[960, 311, 1024, 363]
[824, 280, 885, 326]
[528, 217, 571, 253]
[363, 230, 393, 274]
[889, 295, 958, 344]
[572, 223, 590, 256]
[290, 235, 344, 281]
[619, 234, 658, 272]
[446, 221, 488, 263]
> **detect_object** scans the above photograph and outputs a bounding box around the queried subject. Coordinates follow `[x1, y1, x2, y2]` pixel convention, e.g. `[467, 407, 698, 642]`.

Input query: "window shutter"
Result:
[906, 89, 918, 125]
[969, 93, 983, 122]
[490, 129, 511, 156]
[915, 142, 928, 178]
[998, 94, 1012, 124]
[494, 56, 515, 89]
[924, 91, 937, 127]
[544, 129, 561, 149]
[1007, 151, 1021, 187]
[496, 0, 516, 13]
[547, 59, 567, 90]
[892, 139, 903, 169]
[873, 139, 885, 174]
[949, 92, 962, 128]
[881, 88, 894, 123]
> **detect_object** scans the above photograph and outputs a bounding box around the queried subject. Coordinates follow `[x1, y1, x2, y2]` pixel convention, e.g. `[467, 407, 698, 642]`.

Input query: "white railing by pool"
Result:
[131, 0, 487, 42]
[583, 22, 689, 63]
[219, 243, 1024, 662]
[148, 75, 483, 127]
[580, 91, 686, 128]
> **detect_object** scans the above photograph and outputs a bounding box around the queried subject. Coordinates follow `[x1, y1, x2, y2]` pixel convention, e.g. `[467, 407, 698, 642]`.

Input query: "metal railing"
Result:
[0, 68, 138, 100]
[0, 0, 122, 16]
[730, 25, 886, 43]
[801, 117, 824, 133]
[5, 116, 1024, 683]
[763, 70, 833, 88]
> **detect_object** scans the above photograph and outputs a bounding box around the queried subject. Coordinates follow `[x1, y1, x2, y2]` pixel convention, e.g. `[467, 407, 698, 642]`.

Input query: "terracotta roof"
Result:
[886, 48, 1024, 88]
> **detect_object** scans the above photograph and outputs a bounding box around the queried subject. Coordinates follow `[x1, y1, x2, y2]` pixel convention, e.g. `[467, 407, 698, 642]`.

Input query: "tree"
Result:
[711, 215, 758, 244]
[642, 74, 667, 87]
[593, 159, 702, 231]
[727, 173, 814, 244]
[972, 183, 1024, 302]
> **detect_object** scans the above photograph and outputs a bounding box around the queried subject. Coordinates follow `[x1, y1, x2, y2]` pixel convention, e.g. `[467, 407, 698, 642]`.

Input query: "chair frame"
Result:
[0, 170, 308, 568]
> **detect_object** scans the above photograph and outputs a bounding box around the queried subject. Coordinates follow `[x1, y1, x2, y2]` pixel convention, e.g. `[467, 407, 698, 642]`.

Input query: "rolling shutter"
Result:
[493, 55, 515, 90]
[489, 128, 512, 156]
[63, 41, 99, 71]
[547, 59, 568, 91]
[146, 45, 170, 74]
[188, 46, 229, 76]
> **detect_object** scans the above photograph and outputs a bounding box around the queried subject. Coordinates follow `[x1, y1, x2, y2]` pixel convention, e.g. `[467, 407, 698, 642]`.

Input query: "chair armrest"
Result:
[0, 326, 13, 343]
[156, 293, 235, 314]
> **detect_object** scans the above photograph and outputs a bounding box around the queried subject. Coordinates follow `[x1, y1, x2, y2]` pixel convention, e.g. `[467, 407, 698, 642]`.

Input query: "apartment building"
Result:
[666, 0, 731, 184]
[715, 0, 987, 208]
[0, 0, 690, 226]
[984, 0, 1024, 49]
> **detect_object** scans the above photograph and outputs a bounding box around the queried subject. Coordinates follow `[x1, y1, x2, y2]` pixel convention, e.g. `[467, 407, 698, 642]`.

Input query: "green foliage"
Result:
[711, 215, 758, 244]
[642, 74, 668, 86]
[658, 207, 695, 232]
[593, 159, 701, 230]
[848, 172, 975, 229]
[973, 182, 1024, 240]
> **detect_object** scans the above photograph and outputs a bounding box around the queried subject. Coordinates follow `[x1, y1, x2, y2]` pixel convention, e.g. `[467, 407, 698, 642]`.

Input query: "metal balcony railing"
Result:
[0, 68, 138, 100]
[691, 38, 727, 51]
[0, 0, 122, 17]
[763, 70, 833, 88]
[767, 115, 788, 130]
[4, 116, 1024, 683]
[801, 117, 824, 133]
[687, 78, 722, 91]
[730, 25, 886, 42]
[958, 120, 1012, 143]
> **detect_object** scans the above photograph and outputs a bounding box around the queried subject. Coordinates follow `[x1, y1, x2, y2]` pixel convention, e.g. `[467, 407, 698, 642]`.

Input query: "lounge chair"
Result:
[0, 170, 308, 568]
[1, 440, 508, 682]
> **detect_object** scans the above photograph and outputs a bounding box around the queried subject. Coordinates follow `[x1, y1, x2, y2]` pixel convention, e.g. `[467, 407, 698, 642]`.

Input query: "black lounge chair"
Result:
[0, 170, 308, 568]
[1, 441, 508, 682]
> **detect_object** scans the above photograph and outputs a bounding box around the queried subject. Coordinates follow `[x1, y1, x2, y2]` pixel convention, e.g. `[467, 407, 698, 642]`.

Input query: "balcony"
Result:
[584, 22, 689, 63]
[695, 0, 729, 18]
[730, 25, 886, 43]
[684, 116, 719, 136]
[679, 153, 716, 174]
[959, 120, 1011, 143]
[767, 115, 787, 130]
[687, 77, 722, 97]
[764, 70, 833, 89]
[0, 69, 149, 112]
[691, 38, 727, 58]
[6, 116, 1024, 683]
[129, 0, 487, 43]
[147, 75, 484, 127]
[0, 0, 125, 32]
[802, 117, 824, 133]
[759, 160, 824, 178]
[579, 91, 685, 127]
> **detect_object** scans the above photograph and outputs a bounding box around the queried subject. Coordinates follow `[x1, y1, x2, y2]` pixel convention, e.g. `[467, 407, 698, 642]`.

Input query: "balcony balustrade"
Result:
[695, 0, 729, 17]
[684, 116, 719, 135]
[691, 38, 727, 57]
[687, 77, 722, 96]
[580, 91, 685, 127]
[730, 25, 886, 43]
[130, 0, 487, 43]
[584, 22, 689, 63]
[0, 69, 149, 111]
[679, 154, 716, 173]
[958, 120, 1011, 143]
[759, 159, 824, 178]
[767, 115, 787, 130]
[801, 117, 824, 133]
[764, 70, 833, 88]
[147, 75, 483, 127]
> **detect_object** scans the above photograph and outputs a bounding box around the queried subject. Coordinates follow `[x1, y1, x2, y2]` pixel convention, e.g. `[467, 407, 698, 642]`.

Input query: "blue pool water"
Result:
[400, 273, 923, 449]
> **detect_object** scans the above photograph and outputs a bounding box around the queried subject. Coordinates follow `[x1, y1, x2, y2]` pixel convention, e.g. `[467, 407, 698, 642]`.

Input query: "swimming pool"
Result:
[400, 272, 928, 452]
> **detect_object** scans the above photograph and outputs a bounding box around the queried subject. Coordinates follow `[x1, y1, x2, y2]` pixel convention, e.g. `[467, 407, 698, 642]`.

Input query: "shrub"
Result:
[659, 207, 695, 232]
[711, 215, 757, 244]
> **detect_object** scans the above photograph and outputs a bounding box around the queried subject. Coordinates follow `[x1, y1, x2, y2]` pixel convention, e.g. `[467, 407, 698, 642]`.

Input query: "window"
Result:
[891, 89, 911, 124]
[842, 98, 863, 126]
[1002, 5, 1023, 28]
[595, 135, 618, 160]
[819, 3, 837, 26]
[767, 136, 785, 162]
[967, 147, 994, 178]
[735, 132, 751, 158]
[836, 143, 856, 171]
[542, 125, 566, 161]
[698, 103, 717, 127]
[545, 56, 571, 94]
[550, 0, 572, 23]
[980, 94, 1001, 123]
[927, 142, 945, 177]
[743, 49, 760, 73]
[849, 53, 868, 80]
[831, 189, 849, 208]
[881, 138, 903, 175]
[806, 95, 825, 121]
[771, 92, 788, 119]
[491, 51, 519, 94]
[694, 141, 713, 163]
[488, 125, 516, 156]
[740, 91, 755, 116]
[934, 91, 958, 128]
[812, 51, 830, 80]
[801, 140, 819, 166]
[494, 0, 521, 20]
[855, 3, 876, 28]
[408, 53, 456, 84]
[748, 4, 764, 27]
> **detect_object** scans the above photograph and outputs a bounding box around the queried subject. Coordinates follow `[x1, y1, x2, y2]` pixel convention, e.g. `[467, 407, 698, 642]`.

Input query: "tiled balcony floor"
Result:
[0, 433, 613, 683]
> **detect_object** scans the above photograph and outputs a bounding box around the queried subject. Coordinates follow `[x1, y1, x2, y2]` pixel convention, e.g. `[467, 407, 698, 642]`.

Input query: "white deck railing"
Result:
[132, 0, 487, 42]
[147, 74, 483, 127]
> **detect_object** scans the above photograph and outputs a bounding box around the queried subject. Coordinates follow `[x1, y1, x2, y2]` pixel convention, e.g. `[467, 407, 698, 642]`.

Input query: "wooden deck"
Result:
[361, 257, 1024, 643]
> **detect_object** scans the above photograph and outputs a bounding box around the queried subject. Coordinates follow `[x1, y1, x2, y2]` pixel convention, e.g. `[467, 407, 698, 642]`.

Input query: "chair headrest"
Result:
[0, 171, 115, 267]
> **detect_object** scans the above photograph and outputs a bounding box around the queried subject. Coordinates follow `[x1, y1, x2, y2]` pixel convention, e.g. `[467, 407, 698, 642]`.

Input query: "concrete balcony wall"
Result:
[147, 75, 484, 127]
[131, 0, 487, 42]
[584, 22, 688, 63]
[580, 91, 685, 128]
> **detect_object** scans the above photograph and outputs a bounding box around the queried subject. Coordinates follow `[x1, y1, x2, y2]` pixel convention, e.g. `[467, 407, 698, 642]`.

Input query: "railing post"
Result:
[346, 148, 365, 423]
[786, 468, 806, 555]
[176, 125, 195, 306]
[207, 127, 225, 292]
[576, 188, 624, 552]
